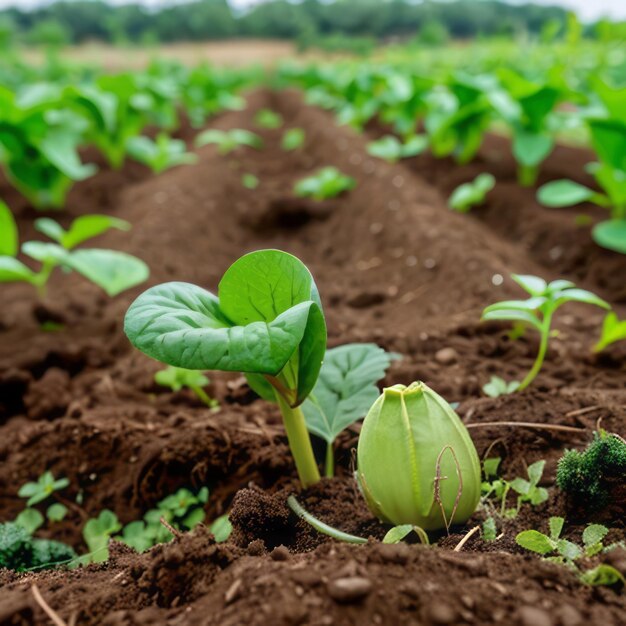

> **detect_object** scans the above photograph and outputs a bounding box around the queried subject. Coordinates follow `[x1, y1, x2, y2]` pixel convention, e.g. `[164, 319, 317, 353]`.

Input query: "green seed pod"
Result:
[357, 382, 481, 531]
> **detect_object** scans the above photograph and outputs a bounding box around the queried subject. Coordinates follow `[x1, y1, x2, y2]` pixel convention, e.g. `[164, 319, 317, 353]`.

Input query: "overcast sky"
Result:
[0, 0, 624, 22]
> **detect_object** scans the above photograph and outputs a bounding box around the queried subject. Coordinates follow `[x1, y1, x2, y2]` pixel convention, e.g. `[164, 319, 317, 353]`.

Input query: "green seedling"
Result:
[154, 365, 218, 409]
[537, 117, 626, 254]
[82, 510, 122, 563]
[18, 471, 69, 506]
[557, 431, 626, 511]
[127, 132, 197, 173]
[294, 166, 355, 201]
[594, 312, 626, 352]
[125, 250, 327, 487]
[46, 503, 68, 523]
[194, 128, 263, 154]
[382, 524, 430, 545]
[482, 516, 498, 541]
[281, 128, 305, 151]
[449, 173, 495, 212]
[482, 376, 520, 398]
[254, 108, 283, 129]
[302, 343, 399, 477]
[15, 509, 45, 534]
[241, 173, 259, 189]
[0, 522, 76, 572]
[366, 134, 428, 163]
[210, 515, 233, 543]
[482, 274, 609, 390]
[0, 203, 149, 297]
[517, 517, 624, 587]
[358, 382, 481, 532]
[492, 69, 565, 186]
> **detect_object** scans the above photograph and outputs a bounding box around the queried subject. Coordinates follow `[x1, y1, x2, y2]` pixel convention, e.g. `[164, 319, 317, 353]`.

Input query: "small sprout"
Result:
[580, 564, 625, 587]
[509, 460, 549, 507]
[582, 524, 610, 557]
[154, 365, 218, 409]
[254, 108, 283, 129]
[366, 134, 427, 163]
[281, 128, 305, 151]
[556, 431, 626, 511]
[482, 375, 519, 398]
[482, 516, 497, 541]
[18, 472, 70, 507]
[210, 515, 232, 543]
[241, 173, 259, 189]
[127, 132, 197, 173]
[357, 382, 481, 531]
[0, 204, 149, 298]
[382, 525, 430, 545]
[46, 503, 68, 523]
[83, 510, 122, 563]
[482, 274, 609, 390]
[195, 129, 263, 155]
[448, 173, 495, 212]
[294, 166, 356, 201]
[516, 516, 582, 561]
[594, 312, 626, 352]
[15, 509, 45, 535]
[302, 343, 399, 477]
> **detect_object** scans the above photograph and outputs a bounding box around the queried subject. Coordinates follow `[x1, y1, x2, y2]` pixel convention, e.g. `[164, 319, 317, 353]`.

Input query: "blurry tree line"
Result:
[0, 0, 621, 49]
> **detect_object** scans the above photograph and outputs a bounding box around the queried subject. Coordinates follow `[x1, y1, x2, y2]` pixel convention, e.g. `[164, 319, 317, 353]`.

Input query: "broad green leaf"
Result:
[556, 539, 582, 560]
[210, 515, 232, 543]
[483, 297, 547, 312]
[125, 282, 321, 383]
[549, 516, 564, 540]
[537, 180, 596, 207]
[0, 257, 37, 283]
[588, 119, 626, 171]
[511, 274, 547, 296]
[36, 215, 131, 250]
[302, 343, 399, 444]
[516, 530, 555, 555]
[553, 288, 610, 310]
[547, 279, 576, 292]
[593, 219, 626, 254]
[594, 312, 626, 352]
[481, 309, 542, 331]
[582, 524, 609, 547]
[580, 564, 625, 587]
[66, 249, 149, 296]
[382, 524, 414, 544]
[39, 131, 97, 181]
[22, 241, 68, 265]
[513, 131, 553, 167]
[15, 509, 44, 535]
[0, 201, 18, 257]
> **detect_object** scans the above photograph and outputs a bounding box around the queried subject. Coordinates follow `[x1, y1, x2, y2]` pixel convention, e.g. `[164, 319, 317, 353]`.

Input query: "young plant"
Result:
[557, 431, 626, 511]
[482, 275, 609, 391]
[594, 312, 626, 352]
[154, 365, 219, 409]
[194, 128, 263, 155]
[127, 132, 197, 173]
[366, 134, 428, 163]
[125, 250, 327, 487]
[17, 471, 69, 506]
[357, 382, 481, 532]
[294, 167, 355, 201]
[537, 117, 626, 254]
[482, 376, 519, 398]
[281, 128, 305, 151]
[302, 343, 399, 477]
[241, 173, 259, 189]
[83, 510, 122, 563]
[254, 108, 283, 129]
[449, 173, 495, 212]
[0, 204, 149, 297]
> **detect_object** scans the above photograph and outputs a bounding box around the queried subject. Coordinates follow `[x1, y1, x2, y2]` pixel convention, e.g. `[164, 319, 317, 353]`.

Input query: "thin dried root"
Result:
[453, 525, 480, 552]
[31, 585, 69, 626]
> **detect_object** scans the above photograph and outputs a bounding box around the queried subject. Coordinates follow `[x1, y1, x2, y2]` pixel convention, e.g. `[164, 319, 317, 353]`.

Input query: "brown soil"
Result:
[0, 89, 624, 626]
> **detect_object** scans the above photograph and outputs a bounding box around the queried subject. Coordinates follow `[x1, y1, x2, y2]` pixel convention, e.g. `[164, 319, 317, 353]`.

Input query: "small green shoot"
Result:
[154, 365, 219, 409]
[482, 516, 498, 541]
[209, 514, 232, 543]
[241, 173, 259, 189]
[482, 275, 609, 390]
[281, 128, 305, 151]
[127, 132, 197, 173]
[46, 503, 68, 523]
[0, 204, 149, 298]
[449, 173, 495, 212]
[366, 134, 428, 163]
[294, 166, 355, 201]
[594, 312, 626, 352]
[15, 509, 45, 534]
[18, 471, 70, 507]
[516, 516, 581, 560]
[254, 108, 283, 129]
[382, 524, 430, 545]
[482, 375, 520, 398]
[195, 129, 263, 155]
[83, 510, 122, 563]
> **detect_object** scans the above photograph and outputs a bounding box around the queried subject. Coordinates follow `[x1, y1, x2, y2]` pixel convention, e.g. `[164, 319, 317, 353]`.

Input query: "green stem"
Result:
[518, 164, 538, 187]
[275, 393, 320, 488]
[287, 496, 367, 544]
[325, 442, 334, 478]
[517, 313, 552, 391]
[191, 386, 217, 409]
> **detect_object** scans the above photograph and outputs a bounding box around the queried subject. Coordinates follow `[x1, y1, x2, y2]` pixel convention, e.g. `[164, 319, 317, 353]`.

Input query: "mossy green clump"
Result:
[556, 432, 626, 510]
[0, 522, 76, 571]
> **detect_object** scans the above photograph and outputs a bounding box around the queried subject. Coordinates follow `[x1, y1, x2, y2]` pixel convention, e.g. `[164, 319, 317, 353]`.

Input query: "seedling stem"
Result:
[518, 310, 552, 391]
